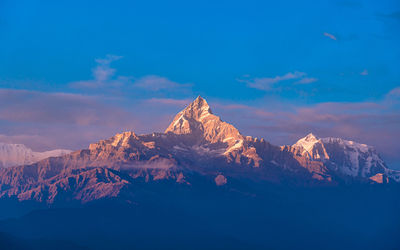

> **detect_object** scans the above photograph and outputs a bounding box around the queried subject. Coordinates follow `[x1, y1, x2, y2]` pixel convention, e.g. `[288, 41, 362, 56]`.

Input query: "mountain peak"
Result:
[292, 133, 329, 161]
[304, 133, 318, 141]
[185, 95, 212, 118]
[294, 133, 320, 149]
[165, 96, 214, 135]
[193, 95, 209, 107]
[164, 97, 243, 145]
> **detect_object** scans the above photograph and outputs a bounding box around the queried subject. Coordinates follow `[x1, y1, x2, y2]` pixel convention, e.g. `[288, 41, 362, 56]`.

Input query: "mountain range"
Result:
[0, 96, 398, 205]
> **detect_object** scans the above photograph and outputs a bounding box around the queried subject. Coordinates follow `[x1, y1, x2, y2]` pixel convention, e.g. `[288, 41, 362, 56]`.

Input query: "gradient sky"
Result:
[0, 0, 399, 168]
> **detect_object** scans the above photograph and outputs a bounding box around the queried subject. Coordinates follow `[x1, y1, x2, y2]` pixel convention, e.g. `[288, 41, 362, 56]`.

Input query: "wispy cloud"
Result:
[0, 134, 53, 149]
[70, 54, 126, 89]
[360, 69, 368, 76]
[70, 55, 192, 95]
[0, 89, 133, 126]
[144, 98, 191, 106]
[94, 55, 123, 65]
[296, 77, 318, 84]
[387, 87, 400, 98]
[92, 55, 122, 82]
[133, 75, 191, 91]
[240, 71, 317, 91]
[123, 158, 176, 170]
[0, 88, 145, 151]
[0, 88, 197, 151]
[323, 32, 337, 40]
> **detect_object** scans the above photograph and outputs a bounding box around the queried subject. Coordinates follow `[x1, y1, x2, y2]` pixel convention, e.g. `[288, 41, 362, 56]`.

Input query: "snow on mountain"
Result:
[320, 137, 383, 177]
[165, 96, 244, 145]
[0, 142, 71, 168]
[165, 96, 262, 166]
[292, 133, 329, 161]
[292, 134, 399, 181]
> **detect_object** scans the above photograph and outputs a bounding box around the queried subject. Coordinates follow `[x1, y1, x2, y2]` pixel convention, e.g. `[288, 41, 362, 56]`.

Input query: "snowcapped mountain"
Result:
[290, 133, 399, 182]
[0, 142, 71, 168]
[0, 96, 399, 205]
[291, 133, 329, 161]
[165, 96, 243, 145]
[165, 96, 262, 166]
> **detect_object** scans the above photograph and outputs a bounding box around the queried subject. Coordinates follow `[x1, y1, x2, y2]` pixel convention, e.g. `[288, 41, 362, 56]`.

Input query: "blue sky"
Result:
[0, 0, 400, 167]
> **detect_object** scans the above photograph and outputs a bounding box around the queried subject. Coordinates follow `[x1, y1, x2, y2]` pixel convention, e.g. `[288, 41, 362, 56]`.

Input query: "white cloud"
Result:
[92, 55, 123, 81]
[70, 55, 191, 93]
[240, 71, 317, 90]
[94, 54, 123, 65]
[323, 32, 337, 40]
[144, 98, 191, 106]
[296, 77, 318, 84]
[387, 87, 400, 98]
[0, 89, 132, 126]
[133, 75, 191, 91]
[70, 54, 125, 89]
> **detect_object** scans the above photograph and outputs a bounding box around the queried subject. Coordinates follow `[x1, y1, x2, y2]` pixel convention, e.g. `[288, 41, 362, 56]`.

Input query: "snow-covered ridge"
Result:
[0, 142, 71, 168]
[292, 133, 399, 181]
[321, 137, 372, 153]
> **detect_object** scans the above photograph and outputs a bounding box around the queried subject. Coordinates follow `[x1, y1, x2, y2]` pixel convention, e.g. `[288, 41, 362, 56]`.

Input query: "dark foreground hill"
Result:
[0, 182, 400, 250]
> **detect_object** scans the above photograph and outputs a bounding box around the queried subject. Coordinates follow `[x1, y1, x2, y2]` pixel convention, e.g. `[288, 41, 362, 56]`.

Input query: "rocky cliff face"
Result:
[0, 96, 398, 204]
